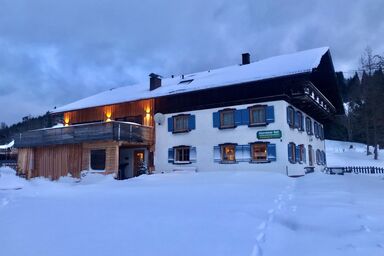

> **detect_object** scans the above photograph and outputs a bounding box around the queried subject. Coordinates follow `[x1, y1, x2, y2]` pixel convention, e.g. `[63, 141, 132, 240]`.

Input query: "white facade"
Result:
[154, 100, 326, 176]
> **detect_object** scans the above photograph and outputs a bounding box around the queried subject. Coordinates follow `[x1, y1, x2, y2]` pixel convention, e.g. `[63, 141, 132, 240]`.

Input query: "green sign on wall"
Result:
[257, 130, 282, 139]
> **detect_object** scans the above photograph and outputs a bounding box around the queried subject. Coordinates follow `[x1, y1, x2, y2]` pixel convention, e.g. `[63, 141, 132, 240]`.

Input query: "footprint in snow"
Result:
[256, 232, 266, 243]
[258, 221, 267, 230]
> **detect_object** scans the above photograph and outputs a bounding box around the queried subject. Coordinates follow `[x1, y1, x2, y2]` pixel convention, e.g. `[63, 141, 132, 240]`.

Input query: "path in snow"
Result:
[1, 170, 383, 256]
[251, 182, 296, 256]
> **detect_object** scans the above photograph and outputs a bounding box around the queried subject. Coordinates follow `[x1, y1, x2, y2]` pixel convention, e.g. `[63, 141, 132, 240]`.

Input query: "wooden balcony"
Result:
[14, 121, 153, 148]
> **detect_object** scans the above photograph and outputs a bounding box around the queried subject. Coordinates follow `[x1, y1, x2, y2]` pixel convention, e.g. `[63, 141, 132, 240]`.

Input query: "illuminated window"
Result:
[220, 109, 235, 128]
[249, 106, 266, 125]
[221, 144, 236, 163]
[251, 143, 267, 162]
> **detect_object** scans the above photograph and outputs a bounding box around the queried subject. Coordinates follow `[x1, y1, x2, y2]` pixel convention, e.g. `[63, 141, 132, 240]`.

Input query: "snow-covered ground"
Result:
[326, 140, 384, 167]
[0, 140, 384, 256]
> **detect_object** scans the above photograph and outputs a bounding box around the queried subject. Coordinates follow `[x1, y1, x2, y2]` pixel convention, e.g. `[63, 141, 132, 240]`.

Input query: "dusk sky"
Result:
[0, 0, 383, 125]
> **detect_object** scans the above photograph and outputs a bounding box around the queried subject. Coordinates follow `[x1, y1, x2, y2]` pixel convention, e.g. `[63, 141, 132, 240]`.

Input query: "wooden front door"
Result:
[133, 150, 145, 177]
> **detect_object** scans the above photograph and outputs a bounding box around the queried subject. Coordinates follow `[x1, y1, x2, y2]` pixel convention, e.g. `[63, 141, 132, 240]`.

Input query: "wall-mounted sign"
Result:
[257, 130, 282, 139]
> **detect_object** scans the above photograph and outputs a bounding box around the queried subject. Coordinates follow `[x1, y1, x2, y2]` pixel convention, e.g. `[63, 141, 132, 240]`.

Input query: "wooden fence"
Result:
[326, 166, 384, 175]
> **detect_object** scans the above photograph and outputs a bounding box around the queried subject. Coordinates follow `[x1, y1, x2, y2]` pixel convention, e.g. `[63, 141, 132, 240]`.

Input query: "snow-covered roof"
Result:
[52, 47, 330, 113]
[0, 140, 14, 150]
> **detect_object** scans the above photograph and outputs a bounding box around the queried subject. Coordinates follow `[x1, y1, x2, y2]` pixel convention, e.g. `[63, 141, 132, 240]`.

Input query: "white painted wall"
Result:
[154, 100, 325, 176]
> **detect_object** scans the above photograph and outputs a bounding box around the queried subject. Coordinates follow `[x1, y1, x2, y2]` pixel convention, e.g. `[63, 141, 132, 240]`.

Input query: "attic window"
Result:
[178, 79, 193, 85]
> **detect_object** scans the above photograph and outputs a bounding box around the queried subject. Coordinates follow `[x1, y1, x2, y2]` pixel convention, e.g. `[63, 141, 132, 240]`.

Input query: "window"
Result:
[306, 117, 313, 135]
[308, 145, 314, 166]
[298, 144, 306, 163]
[174, 146, 190, 163]
[322, 151, 326, 165]
[287, 106, 295, 128]
[288, 142, 296, 163]
[90, 149, 106, 170]
[296, 111, 304, 131]
[168, 114, 196, 133]
[319, 125, 325, 140]
[314, 122, 319, 138]
[316, 149, 321, 165]
[221, 144, 236, 163]
[251, 143, 267, 162]
[173, 115, 189, 132]
[169, 146, 196, 164]
[249, 106, 266, 126]
[219, 109, 235, 128]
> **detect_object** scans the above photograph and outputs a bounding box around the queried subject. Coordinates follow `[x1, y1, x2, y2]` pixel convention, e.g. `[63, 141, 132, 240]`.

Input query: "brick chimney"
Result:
[149, 73, 162, 91]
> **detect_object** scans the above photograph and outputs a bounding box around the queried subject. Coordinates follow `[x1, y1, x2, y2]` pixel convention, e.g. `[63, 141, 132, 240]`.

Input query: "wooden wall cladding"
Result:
[82, 141, 119, 175]
[17, 148, 34, 178]
[64, 99, 154, 127]
[33, 144, 83, 180]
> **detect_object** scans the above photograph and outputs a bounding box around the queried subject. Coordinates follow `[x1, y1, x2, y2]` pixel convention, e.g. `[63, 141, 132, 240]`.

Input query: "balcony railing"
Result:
[14, 121, 153, 148]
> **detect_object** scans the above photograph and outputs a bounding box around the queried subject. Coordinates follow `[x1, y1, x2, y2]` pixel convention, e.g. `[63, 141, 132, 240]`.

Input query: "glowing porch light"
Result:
[64, 115, 70, 126]
[105, 107, 112, 122]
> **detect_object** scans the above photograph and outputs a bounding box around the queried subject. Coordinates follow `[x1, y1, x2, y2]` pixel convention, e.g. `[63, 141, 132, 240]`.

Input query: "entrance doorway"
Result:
[118, 147, 148, 180]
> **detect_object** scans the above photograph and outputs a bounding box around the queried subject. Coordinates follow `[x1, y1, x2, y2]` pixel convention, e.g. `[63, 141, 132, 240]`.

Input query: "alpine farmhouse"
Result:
[14, 47, 344, 179]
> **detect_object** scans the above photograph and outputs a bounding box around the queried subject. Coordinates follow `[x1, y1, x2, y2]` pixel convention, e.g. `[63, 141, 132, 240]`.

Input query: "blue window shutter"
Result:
[243, 145, 251, 162]
[190, 147, 197, 163]
[266, 106, 275, 124]
[295, 145, 301, 163]
[241, 109, 250, 125]
[213, 112, 220, 128]
[168, 148, 174, 163]
[188, 115, 196, 130]
[288, 143, 294, 163]
[287, 107, 291, 125]
[302, 145, 306, 163]
[167, 117, 173, 132]
[267, 143, 277, 161]
[294, 111, 300, 129]
[235, 110, 242, 126]
[301, 115, 304, 131]
[235, 145, 243, 162]
[213, 146, 221, 162]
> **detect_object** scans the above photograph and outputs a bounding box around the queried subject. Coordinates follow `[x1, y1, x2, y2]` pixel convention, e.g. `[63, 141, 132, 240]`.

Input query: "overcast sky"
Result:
[0, 0, 383, 125]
